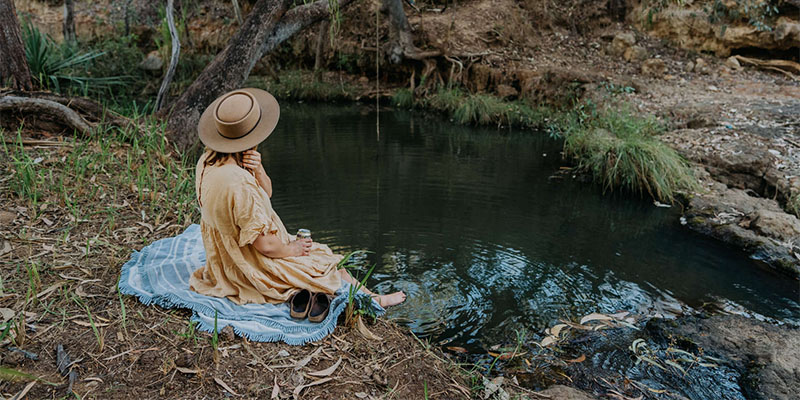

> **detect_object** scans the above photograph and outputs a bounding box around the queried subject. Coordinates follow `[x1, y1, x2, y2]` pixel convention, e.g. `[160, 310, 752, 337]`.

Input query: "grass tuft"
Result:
[247, 71, 355, 102]
[562, 105, 699, 202]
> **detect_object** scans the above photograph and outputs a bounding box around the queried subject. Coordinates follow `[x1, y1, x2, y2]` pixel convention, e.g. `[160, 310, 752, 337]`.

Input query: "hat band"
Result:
[217, 107, 262, 141]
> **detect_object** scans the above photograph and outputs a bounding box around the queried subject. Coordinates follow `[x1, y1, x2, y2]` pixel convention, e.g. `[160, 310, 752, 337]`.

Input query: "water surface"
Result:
[259, 103, 799, 348]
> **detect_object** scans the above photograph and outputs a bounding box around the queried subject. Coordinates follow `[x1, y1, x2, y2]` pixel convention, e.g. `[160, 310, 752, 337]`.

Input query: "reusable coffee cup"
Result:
[296, 229, 311, 240]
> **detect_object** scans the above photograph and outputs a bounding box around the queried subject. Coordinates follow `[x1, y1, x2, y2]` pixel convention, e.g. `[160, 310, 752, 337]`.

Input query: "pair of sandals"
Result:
[289, 289, 330, 323]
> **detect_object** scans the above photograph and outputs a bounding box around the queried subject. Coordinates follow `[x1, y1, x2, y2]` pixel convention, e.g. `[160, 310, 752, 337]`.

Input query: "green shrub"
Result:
[22, 22, 126, 95]
[563, 106, 698, 202]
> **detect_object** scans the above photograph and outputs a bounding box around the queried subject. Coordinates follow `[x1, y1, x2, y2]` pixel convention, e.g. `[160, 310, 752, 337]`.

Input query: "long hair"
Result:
[204, 149, 246, 168]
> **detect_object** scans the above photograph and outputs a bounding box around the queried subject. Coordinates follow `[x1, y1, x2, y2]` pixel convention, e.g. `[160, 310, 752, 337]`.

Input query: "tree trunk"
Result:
[163, 0, 292, 152]
[380, 0, 439, 63]
[63, 0, 76, 42]
[0, 0, 33, 91]
[259, 0, 353, 57]
[313, 19, 329, 79]
[0, 95, 94, 135]
[164, 0, 353, 151]
[155, 0, 181, 111]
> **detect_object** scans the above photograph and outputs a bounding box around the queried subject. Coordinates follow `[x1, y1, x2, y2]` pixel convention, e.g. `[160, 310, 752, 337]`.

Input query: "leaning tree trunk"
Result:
[164, 0, 354, 151]
[0, 0, 33, 91]
[63, 0, 76, 42]
[163, 0, 292, 151]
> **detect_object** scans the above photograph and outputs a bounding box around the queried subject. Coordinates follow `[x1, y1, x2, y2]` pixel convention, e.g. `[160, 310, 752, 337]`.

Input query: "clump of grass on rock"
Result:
[561, 105, 699, 203]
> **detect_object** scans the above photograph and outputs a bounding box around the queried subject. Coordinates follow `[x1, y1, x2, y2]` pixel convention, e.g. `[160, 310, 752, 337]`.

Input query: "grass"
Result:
[561, 104, 699, 202]
[247, 70, 356, 102]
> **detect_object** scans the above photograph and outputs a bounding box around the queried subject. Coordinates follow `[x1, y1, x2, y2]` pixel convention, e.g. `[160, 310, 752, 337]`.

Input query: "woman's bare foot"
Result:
[375, 291, 406, 307]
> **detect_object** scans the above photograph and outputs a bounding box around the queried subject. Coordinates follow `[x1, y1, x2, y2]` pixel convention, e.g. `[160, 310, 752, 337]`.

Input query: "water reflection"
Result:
[261, 103, 800, 348]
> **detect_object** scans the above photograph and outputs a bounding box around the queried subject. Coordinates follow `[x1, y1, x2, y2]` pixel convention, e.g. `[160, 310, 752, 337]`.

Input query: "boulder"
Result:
[641, 58, 667, 76]
[138, 50, 163, 71]
[623, 45, 648, 62]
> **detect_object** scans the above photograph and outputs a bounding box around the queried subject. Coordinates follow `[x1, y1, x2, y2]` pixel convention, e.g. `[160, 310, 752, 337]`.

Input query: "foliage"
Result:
[561, 104, 699, 202]
[22, 22, 126, 95]
[248, 70, 355, 101]
[392, 88, 415, 109]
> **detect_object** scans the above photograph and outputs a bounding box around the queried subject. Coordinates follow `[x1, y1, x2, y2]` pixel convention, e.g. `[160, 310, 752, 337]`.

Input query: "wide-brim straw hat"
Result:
[197, 88, 280, 153]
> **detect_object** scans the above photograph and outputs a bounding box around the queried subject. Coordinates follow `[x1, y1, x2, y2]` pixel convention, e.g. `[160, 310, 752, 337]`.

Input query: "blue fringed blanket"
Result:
[119, 224, 384, 345]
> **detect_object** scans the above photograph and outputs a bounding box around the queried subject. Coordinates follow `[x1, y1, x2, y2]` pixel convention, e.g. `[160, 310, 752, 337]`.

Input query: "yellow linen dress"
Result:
[189, 151, 343, 305]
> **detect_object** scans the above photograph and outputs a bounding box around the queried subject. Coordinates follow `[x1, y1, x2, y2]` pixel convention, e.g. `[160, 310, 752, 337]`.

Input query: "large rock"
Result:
[749, 209, 800, 242]
[633, 5, 800, 56]
[676, 315, 800, 400]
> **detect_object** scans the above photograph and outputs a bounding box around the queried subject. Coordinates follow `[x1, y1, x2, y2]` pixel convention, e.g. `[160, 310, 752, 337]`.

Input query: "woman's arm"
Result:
[252, 233, 311, 258]
[242, 150, 273, 198]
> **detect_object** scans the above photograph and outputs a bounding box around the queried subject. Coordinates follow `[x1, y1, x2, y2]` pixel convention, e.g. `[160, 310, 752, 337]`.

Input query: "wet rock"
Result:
[641, 58, 666, 76]
[139, 50, 163, 71]
[495, 84, 518, 99]
[538, 385, 598, 399]
[676, 315, 800, 400]
[623, 45, 648, 62]
[607, 32, 635, 57]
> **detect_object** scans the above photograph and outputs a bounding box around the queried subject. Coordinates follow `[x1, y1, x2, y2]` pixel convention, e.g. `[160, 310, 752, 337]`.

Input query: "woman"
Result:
[189, 88, 406, 312]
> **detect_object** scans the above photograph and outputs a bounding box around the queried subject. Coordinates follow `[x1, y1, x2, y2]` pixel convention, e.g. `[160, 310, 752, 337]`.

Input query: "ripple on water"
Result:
[260, 103, 800, 349]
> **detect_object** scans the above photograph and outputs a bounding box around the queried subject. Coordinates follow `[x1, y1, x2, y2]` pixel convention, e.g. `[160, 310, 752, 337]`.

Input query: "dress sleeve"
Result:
[233, 179, 275, 247]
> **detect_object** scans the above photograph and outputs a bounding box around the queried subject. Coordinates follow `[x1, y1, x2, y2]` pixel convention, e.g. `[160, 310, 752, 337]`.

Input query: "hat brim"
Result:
[197, 88, 280, 153]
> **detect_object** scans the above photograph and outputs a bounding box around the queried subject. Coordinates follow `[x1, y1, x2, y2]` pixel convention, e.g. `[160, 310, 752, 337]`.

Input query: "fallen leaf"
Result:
[0, 308, 15, 324]
[446, 346, 468, 353]
[214, 377, 239, 396]
[41, 217, 53, 226]
[271, 376, 280, 399]
[72, 320, 110, 327]
[540, 336, 557, 347]
[308, 357, 342, 377]
[292, 377, 332, 398]
[355, 316, 383, 341]
[549, 324, 568, 337]
[580, 312, 613, 325]
[10, 380, 35, 400]
[566, 354, 586, 363]
[175, 367, 199, 374]
[293, 347, 322, 370]
[0, 241, 12, 257]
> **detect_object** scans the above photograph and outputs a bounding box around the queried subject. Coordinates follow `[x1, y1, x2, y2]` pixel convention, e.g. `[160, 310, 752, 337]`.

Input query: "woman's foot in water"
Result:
[375, 291, 406, 307]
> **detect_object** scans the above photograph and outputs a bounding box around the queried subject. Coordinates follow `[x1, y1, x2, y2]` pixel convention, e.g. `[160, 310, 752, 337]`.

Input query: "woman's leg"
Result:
[337, 269, 406, 307]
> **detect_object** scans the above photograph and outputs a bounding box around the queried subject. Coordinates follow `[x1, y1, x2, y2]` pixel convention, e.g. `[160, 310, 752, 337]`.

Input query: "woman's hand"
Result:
[243, 149, 273, 197]
[288, 238, 312, 257]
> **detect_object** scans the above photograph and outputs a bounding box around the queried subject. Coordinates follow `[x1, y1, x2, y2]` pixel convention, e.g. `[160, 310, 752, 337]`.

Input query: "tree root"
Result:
[0, 91, 141, 137]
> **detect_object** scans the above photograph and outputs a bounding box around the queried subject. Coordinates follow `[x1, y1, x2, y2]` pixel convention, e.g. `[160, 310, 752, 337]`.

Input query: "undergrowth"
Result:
[247, 70, 355, 102]
[392, 86, 697, 203]
[1, 116, 198, 234]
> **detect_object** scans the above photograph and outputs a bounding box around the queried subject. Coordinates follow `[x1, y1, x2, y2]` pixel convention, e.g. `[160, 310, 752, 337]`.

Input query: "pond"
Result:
[259, 103, 799, 350]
